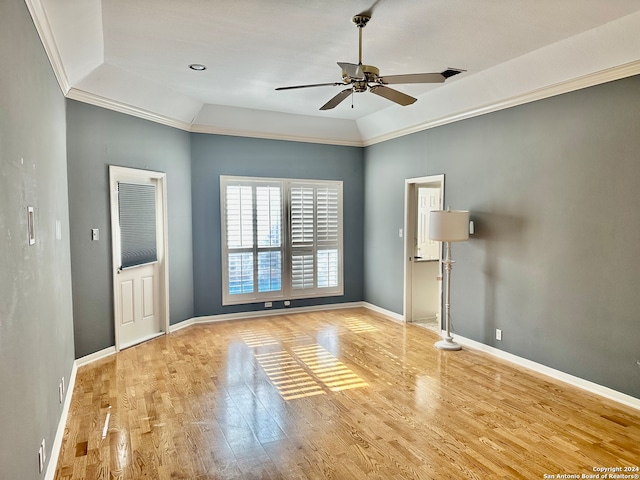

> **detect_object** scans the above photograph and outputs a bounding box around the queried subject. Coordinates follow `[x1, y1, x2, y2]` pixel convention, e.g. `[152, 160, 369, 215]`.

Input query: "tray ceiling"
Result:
[28, 0, 640, 145]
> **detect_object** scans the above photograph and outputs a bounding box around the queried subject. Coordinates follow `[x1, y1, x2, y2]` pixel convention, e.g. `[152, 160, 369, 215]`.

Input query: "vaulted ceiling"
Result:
[28, 0, 640, 145]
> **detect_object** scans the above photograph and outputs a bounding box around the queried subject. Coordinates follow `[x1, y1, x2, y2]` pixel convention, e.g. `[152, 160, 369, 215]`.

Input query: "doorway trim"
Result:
[403, 174, 445, 325]
[109, 165, 170, 351]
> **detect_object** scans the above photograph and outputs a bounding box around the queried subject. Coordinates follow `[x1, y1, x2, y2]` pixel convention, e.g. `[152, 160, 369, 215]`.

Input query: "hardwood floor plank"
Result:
[55, 308, 640, 479]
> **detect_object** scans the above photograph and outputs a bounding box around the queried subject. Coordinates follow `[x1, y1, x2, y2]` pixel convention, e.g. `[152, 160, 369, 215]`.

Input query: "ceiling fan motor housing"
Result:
[342, 64, 380, 85]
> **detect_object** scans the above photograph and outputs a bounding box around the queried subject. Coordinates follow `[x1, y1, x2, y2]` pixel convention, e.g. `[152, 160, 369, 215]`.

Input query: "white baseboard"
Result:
[452, 334, 640, 411]
[361, 302, 405, 323]
[75, 346, 117, 367]
[170, 301, 365, 331]
[44, 361, 77, 480]
[169, 317, 197, 332]
[46, 347, 116, 477]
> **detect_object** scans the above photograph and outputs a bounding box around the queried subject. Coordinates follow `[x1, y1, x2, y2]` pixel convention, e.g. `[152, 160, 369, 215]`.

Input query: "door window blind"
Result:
[118, 182, 157, 268]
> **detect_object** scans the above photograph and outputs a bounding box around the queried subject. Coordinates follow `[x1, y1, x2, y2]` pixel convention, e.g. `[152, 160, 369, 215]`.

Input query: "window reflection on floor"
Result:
[292, 344, 368, 392]
[255, 350, 326, 400]
[343, 317, 379, 333]
[235, 325, 368, 401]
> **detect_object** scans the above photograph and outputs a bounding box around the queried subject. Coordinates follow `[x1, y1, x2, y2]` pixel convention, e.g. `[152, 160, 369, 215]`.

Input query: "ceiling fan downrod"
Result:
[352, 14, 370, 65]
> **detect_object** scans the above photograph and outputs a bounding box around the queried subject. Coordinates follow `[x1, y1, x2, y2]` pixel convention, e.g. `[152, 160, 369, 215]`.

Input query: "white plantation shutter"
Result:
[226, 185, 253, 249]
[225, 185, 254, 295]
[290, 181, 342, 296]
[221, 178, 284, 304]
[316, 186, 339, 288]
[291, 186, 315, 290]
[256, 186, 282, 293]
[221, 176, 343, 305]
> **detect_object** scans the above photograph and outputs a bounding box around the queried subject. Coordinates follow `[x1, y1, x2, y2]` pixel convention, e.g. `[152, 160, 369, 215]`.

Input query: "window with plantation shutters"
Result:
[220, 176, 343, 306]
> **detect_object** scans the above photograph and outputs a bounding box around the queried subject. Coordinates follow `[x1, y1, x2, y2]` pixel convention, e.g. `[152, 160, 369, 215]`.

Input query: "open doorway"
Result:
[403, 174, 444, 332]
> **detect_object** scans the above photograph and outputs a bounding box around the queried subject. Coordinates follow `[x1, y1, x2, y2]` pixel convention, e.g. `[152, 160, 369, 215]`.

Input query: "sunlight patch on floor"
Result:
[254, 350, 326, 400]
[292, 345, 368, 392]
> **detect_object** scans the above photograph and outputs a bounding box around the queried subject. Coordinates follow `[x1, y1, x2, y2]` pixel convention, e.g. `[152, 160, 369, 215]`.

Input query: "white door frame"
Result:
[403, 174, 445, 324]
[109, 165, 170, 351]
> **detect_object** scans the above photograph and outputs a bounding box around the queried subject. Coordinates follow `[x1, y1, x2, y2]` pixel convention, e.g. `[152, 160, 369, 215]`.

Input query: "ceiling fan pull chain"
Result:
[351, 90, 354, 108]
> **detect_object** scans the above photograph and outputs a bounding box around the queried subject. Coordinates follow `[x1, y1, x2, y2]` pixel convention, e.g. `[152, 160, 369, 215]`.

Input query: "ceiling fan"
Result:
[275, 14, 465, 110]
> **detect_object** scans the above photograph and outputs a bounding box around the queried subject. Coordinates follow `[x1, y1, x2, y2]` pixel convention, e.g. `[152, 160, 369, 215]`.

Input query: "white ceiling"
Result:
[32, 0, 640, 145]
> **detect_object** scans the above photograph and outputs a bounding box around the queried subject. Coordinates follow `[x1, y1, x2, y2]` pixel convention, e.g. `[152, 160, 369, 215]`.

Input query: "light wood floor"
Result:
[55, 308, 640, 479]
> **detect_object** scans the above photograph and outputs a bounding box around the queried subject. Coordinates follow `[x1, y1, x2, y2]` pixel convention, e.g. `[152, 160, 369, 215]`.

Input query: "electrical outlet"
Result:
[61, 376, 65, 395]
[264, 302, 272, 308]
[38, 439, 46, 473]
[496, 329, 502, 341]
[59, 382, 64, 404]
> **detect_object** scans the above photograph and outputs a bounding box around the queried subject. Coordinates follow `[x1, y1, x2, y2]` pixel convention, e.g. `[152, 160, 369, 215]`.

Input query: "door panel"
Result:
[117, 263, 160, 348]
[142, 275, 155, 319]
[120, 280, 135, 325]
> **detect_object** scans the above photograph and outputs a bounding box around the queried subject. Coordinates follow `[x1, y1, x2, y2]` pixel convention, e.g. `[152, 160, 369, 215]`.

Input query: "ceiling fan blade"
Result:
[276, 82, 346, 91]
[379, 73, 446, 84]
[337, 62, 364, 80]
[379, 68, 465, 85]
[369, 85, 417, 106]
[320, 88, 353, 110]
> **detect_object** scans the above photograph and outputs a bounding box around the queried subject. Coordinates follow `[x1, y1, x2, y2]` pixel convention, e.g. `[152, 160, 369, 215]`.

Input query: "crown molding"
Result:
[190, 123, 364, 147]
[66, 89, 364, 145]
[63, 60, 640, 148]
[66, 88, 193, 132]
[24, 0, 70, 95]
[362, 60, 640, 147]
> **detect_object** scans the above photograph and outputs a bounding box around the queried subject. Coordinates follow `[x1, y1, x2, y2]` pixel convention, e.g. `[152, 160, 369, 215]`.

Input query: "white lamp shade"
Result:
[429, 210, 469, 242]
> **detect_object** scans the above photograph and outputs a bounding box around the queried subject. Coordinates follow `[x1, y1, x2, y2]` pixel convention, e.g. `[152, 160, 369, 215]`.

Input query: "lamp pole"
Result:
[435, 242, 462, 350]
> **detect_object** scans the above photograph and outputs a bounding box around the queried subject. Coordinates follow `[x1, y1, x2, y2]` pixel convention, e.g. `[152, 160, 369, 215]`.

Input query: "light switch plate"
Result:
[91, 228, 99, 241]
[27, 207, 35, 245]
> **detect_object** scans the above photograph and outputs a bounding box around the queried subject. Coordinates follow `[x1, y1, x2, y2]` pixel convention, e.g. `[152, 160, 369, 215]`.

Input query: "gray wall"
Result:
[191, 133, 364, 316]
[66, 101, 194, 358]
[0, 0, 75, 476]
[364, 75, 640, 398]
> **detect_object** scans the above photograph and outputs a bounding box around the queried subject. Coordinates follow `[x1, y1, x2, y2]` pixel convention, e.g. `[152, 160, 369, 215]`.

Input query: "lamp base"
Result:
[435, 336, 462, 351]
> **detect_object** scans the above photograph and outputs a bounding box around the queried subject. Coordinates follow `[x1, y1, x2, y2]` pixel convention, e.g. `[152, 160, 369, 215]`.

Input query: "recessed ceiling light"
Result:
[188, 64, 206, 71]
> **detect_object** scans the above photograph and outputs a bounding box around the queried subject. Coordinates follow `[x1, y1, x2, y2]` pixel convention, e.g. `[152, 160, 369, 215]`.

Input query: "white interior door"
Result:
[416, 187, 441, 261]
[110, 166, 169, 350]
[404, 175, 444, 325]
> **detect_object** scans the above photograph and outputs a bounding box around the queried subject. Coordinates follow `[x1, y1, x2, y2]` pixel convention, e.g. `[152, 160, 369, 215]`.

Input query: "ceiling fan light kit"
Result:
[276, 14, 465, 110]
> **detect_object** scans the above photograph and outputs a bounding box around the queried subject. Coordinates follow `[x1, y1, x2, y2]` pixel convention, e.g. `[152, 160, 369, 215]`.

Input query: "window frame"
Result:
[220, 175, 344, 306]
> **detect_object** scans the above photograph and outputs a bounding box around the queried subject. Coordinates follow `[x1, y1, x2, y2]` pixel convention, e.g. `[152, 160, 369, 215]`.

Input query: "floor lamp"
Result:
[429, 208, 469, 351]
